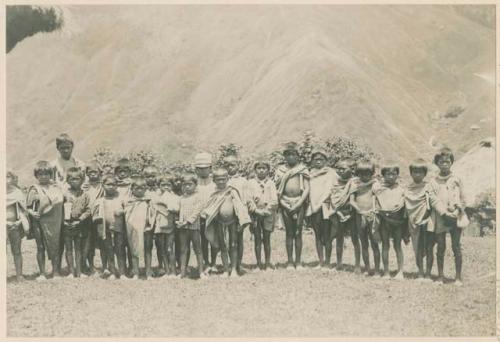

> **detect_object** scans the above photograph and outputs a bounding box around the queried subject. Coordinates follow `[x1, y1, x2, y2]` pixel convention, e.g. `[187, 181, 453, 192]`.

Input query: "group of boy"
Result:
[6, 134, 467, 285]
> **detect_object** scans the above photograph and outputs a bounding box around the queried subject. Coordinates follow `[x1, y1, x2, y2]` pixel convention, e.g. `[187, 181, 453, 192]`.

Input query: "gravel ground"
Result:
[6, 230, 495, 337]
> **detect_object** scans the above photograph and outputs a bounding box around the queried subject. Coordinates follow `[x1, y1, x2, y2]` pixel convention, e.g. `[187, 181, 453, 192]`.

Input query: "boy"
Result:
[114, 158, 134, 273]
[194, 152, 217, 272]
[224, 154, 249, 272]
[373, 163, 405, 279]
[123, 177, 154, 279]
[404, 158, 448, 281]
[92, 174, 126, 279]
[430, 148, 467, 285]
[52, 133, 85, 187]
[176, 174, 206, 279]
[27, 161, 65, 280]
[143, 165, 166, 274]
[247, 158, 278, 271]
[349, 160, 381, 276]
[63, 167, 90, 278]
[82, 161, 103, 275]
[6, 170, 30, 281]
[306, 148, 337, 269]
[202, 168, 251, 277]
[330, 158, 358, 272]
[274, 142, 310, 270]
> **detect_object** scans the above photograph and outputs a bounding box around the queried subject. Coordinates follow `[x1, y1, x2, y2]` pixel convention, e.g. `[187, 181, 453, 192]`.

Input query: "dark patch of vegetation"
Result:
[444, 105, 465, 119]
[6, 5, 63, 53]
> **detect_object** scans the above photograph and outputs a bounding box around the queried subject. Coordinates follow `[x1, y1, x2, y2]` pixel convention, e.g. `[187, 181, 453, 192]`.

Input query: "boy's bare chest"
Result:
[283, 175, 301, 197]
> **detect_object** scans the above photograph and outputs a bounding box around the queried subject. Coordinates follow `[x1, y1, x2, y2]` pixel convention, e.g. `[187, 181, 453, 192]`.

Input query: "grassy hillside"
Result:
[6, 5, 495, 182]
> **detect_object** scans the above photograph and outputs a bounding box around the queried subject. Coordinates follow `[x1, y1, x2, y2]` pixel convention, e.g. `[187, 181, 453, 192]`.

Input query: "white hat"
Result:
[194, 152, 212, 167]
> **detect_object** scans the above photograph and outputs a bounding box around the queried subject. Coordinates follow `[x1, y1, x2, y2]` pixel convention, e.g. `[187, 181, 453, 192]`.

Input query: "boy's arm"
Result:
[77, 193, 92, 221]
[291, 178, 310, 211]
[349, 193, 360, 213]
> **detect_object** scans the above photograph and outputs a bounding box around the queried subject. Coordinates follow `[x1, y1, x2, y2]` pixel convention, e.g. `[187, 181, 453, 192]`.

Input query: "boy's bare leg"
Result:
[436, 232, 446, 283]
[229, 223, 239, 275]
[237, 230, 244, 271]
[131, 257, 139, 278]
[369, 226, 381, 275]
[356, 215, 370, 272]
[294, 208, 305, 267]
[64, 234, 75, 276]
[154, 235, 164, 272]
[323, 218, 334, 268]
[263, 230, 272, 269]
[216, 224, 230, 275]
[166, 233, 176, 275]
[349, 221, 361, 274]
[35, 232, 46, 277]
[191, 230, 205, 277]
[114, 232, 126, 277]
[8, 229, 23, 280]
[312, 213, 324, 267]
[179, 230, 189, 278]
[380, 223, 390, 277]
[74, 236, 82, 277]
[335, 232, 344, 270]
[282, 210, 295, 268]
[104, 231, 116, 276]
[253, 221, 263, 268]
[210, 246, 219, 269]
[392, 225, 404, 277]
[200, 219, 210, 267]
[450, 226, 463, 282]
[98, 239, 108, 273]
[144, 232, 154, 278]
[155, 234, 168, 275]
[425, 231, 435, 279]
[416, 226, 425, 278]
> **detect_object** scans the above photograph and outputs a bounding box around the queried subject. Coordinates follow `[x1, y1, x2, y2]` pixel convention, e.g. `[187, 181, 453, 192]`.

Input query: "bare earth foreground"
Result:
[7, 231, 495, 337]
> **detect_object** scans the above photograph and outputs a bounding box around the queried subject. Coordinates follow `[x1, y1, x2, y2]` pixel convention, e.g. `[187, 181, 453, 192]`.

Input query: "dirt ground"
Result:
[6, 230, 496, 337]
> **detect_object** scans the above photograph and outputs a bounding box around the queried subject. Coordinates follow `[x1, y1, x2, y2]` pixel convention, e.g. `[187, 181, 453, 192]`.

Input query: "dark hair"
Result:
[409, 158, 428, 175]
[131, 177, 146, 188]
[56, 133, 74, 149]
[181, 173, 198, 185]
[433, 147, 454, 165]
[66, 167, 84, 181]
[142, 165, 159, 174]
[213, 168, 229, 179]
[114, 158, 131, 173]
[336, 158, 355, 168]
[355, 160, 375, 175]
[34, 160, 54, 178]
[380, 163, 400, 176]
[253, 161, 270, 171]
[85, 161, 101, 174]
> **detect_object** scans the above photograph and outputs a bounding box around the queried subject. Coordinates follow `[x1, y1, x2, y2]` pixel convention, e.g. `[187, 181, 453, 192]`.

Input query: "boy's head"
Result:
[143, 165, 159, 187]
[130, 177, 147, 198]
[102, 174, 117, 195]
[66, 167, 85, 190]
[355, 160, 375, 183]
[6, 170, 18, 188]
[310, 148, 328, 169]
[253, 159, 270, 180]
[34, 161, 54, 185]
[335, 158, 355, 180]
[158, 175, 173, 193]
[114, 158, 131, 180]
[380, 162, 399, 186]
[194, 152, 212, 179]
[433, 147, 454, 175]
[213, 168, 229, 190]
[283, 142, 300, 167]
[181, 173, 198, 195]
[56, 133, 74, 161]
[223, 155, 239, 176]
[409, 158, 428, 184]
[86, 160, 101, 182]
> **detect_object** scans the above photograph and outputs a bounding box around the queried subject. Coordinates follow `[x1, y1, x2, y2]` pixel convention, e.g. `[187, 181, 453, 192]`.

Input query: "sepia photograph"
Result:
[4, 3, 497, 338]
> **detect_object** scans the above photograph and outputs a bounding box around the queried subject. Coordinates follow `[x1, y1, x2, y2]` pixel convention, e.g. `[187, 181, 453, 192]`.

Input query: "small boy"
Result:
[81, 161, 103, 275]
[194, 152, 217, 272]
[92, 174, 126, 279]
[430, 148, 467, 285]
[404, 158, 448, 281]
[6, 170, 30, 281]
[176, 174, 206, 279]
[63, 167, 91, 278]
[306, 148, 337, 269]
[349, 160, 381, 276]
[123, 177, 154, 279]
[202, 168, 251, 277]
[330, 158, 358, 272]
[373, 163, 405, 279]
[52, 133, 85, 187]
[224, 154, 249, 272]
[114, 158, 132, 199]
[247, 158, 278, 271]
[27, 161, 65, 280]
[274, 142, 310, 270]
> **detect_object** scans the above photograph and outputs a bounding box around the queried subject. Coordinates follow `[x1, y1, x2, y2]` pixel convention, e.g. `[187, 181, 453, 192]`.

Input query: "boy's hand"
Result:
[28, 209, 40, 220]
[175, 220, 186, 227]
